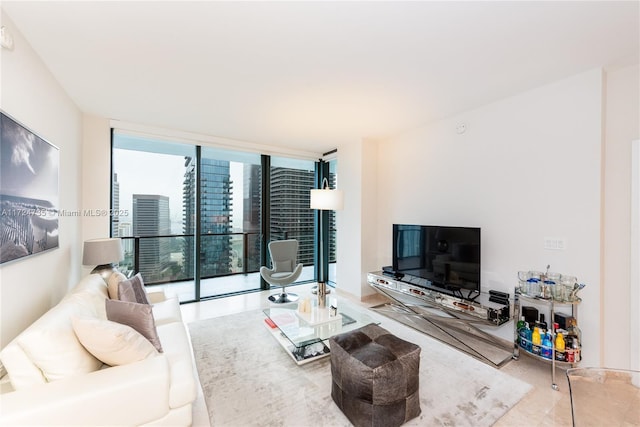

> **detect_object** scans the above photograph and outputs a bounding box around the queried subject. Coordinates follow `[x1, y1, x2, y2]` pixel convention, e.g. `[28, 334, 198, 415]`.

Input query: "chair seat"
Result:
[271, 272, 292, 279]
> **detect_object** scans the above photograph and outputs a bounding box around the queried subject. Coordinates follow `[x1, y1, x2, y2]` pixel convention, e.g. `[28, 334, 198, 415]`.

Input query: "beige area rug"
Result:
[188, 307, 531, 427]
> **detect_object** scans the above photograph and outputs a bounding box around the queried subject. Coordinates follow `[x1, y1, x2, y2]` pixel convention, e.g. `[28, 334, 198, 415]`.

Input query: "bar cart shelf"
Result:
[513, 290, 581, 390]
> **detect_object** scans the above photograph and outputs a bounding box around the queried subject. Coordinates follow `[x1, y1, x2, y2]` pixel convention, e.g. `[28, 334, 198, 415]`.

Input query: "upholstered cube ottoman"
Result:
[329, 323, 421, 427]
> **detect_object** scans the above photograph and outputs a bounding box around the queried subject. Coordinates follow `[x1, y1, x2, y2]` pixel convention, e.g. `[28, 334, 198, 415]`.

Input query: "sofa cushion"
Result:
[0, 274, 109, 390]
[107, 271, 127, 299]
[117, 273, 150, 305]
[106, 299, 163, 352]
[14, 290, 107, 384]
[72, 316, 158, 366]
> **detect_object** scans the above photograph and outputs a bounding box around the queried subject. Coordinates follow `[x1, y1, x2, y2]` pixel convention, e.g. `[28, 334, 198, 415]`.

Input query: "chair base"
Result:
[268, 292, 299, 304]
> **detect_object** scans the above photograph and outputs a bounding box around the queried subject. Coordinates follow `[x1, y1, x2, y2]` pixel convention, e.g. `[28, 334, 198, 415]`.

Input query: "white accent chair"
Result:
[260, 239, 303, 303]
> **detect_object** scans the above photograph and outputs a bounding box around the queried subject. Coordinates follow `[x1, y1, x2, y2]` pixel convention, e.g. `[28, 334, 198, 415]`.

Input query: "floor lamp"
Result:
[310, 178, 344, 308]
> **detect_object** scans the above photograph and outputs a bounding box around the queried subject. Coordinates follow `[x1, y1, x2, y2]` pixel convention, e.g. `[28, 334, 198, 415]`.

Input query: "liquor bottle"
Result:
[541, 332, 553, 359]
[555, 331, 566, 361]
[519, 322, 529, 349]
[517, 316, 526, 331]
[565, 318, 581, 363]
[532, 327, 542, 355]
[537, 313, 548, 332]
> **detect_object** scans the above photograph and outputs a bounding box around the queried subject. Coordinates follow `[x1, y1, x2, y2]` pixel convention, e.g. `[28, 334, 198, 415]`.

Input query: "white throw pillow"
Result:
[16, 296, 103, 383]
[18, 327, 103, 382]
[72, 317, 158, 366]
[107, 271, 127, 299]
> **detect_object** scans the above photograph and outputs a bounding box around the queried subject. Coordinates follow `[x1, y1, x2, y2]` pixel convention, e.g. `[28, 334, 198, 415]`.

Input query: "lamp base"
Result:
[317, 282, 327, 308]
[90, 264, 118, 282]
[311, 285, 331, 295]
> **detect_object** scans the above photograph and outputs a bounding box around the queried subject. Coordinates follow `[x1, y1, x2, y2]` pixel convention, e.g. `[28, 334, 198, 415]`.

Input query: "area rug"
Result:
[188, 308, 531, 427]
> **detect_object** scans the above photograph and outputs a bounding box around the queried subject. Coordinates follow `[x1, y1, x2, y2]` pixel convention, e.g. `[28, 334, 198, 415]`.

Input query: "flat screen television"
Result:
[392, 224, 481, 298]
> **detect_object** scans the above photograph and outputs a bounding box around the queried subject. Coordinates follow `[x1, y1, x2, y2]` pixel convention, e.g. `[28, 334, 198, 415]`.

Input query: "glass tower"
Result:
[132, 194, 171, 281]
[183, 157, 234, 278]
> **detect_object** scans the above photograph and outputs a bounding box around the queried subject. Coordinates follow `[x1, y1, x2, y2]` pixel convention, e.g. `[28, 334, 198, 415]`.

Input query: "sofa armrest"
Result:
[147, 290, 167, 304]
[0, 355, 170, 426]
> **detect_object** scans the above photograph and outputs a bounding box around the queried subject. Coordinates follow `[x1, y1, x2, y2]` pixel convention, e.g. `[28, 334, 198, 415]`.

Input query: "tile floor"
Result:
[180, 283, 575, 427]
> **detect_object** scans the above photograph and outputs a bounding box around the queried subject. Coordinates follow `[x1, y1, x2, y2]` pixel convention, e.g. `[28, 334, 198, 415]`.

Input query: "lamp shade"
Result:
[82, 238, 124, 266]
[310, 188, 344, 211]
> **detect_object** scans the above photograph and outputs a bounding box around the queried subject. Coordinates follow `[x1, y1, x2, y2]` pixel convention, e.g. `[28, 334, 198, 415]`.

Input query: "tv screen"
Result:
[392, 224, 481, 294]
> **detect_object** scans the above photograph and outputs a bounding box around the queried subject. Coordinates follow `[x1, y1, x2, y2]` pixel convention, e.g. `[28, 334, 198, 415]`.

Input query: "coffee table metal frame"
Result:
[263, 304, 378, 365]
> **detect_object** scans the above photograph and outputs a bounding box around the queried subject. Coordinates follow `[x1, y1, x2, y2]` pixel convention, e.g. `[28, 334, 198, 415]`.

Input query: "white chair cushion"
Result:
[272, 272, 292, 279]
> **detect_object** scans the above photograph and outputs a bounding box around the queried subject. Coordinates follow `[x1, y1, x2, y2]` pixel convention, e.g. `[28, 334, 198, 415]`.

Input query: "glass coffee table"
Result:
[263, 304, 379, 365]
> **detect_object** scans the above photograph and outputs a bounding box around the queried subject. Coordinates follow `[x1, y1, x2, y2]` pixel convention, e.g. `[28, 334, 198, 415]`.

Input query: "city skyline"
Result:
[112, 138, 335, 286]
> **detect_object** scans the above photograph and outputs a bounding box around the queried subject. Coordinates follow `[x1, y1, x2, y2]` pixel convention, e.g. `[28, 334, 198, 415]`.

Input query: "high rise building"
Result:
[243, 164, 262, 272]
[243, 165, 337, 268]
[183, 157, 233, 278]
[132, 194, 171, 281]
[269, 167, 316, 264]
[118, 222, 133, 253]
[112, 173, 120, 237]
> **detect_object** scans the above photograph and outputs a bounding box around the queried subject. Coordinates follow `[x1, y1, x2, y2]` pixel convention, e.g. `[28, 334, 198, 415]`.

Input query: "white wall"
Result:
[336, 138, 380, 300]
[603, 64, 640, 369]
[376, 69, 604, 366]
[631, 139, 640, 371]
[0, 13, 83, 347]
[81, 116, 112, 239]
[337, 140, 363, 299]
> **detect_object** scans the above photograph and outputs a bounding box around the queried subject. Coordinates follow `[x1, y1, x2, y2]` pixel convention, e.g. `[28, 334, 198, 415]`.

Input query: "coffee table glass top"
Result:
[263, 304, 378, 350]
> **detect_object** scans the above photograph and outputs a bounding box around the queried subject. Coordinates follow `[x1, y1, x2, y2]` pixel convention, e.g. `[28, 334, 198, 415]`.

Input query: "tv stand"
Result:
[367, 271, 514, 368]
[447, 286, 481, 302]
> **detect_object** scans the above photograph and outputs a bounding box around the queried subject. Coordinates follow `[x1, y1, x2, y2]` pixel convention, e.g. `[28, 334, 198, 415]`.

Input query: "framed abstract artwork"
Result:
[1, 112, 59, 264]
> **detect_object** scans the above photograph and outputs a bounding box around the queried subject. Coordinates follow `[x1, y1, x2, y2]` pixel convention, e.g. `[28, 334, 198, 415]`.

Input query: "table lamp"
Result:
[82, 238, 124, 281]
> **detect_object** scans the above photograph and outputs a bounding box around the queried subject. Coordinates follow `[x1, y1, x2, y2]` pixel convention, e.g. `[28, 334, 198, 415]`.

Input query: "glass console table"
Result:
[263, 304, 379, 365]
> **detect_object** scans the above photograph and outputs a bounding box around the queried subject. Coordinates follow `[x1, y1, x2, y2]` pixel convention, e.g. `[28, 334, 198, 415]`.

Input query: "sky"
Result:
[113, 149, 244, 235]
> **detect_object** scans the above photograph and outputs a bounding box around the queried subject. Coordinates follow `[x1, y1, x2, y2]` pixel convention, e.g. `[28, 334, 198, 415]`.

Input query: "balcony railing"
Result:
[118, 229, 336, 286]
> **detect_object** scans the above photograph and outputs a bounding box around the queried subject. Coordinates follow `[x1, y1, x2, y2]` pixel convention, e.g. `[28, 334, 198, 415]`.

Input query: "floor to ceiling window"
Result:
[328, 158, 338, 284]
[112, 129, 337, 302]
[112, 133, 196, 300]
[268, 156, 316, 283]
[199, 147, 262, 298]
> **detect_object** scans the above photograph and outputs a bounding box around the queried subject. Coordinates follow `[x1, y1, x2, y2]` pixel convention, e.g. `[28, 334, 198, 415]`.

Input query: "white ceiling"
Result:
[2, 1, 639, 154]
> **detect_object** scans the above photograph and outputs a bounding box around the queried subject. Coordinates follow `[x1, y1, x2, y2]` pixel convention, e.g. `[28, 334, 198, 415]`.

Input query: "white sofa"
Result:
[0, 273, 198, 426]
